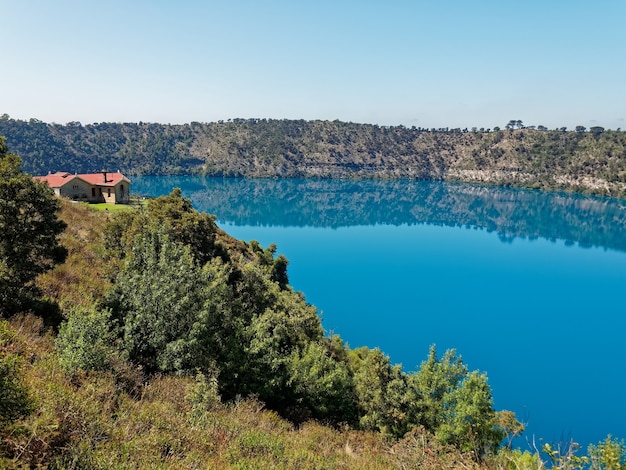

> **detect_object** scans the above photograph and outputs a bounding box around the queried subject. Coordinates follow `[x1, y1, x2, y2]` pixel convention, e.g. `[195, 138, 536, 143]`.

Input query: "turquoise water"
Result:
[132, 176, 626, 449]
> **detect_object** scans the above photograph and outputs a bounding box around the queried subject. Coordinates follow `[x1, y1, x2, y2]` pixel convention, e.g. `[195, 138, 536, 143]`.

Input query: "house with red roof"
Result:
[34, 171, 130, 204]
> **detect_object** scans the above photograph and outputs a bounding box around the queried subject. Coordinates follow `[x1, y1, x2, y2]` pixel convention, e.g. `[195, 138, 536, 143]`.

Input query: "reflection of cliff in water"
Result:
[133, 176, 626, 252]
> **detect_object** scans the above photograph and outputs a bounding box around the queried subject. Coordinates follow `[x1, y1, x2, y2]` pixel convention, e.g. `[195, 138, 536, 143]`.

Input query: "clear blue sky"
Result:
[2, 0, 625, 129]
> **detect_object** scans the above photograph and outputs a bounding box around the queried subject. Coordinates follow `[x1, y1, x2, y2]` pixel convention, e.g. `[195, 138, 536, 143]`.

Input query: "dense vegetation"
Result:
[2, 140, 626, 468]
[2, 114, 626, 197]
[0, 137, 67, 317]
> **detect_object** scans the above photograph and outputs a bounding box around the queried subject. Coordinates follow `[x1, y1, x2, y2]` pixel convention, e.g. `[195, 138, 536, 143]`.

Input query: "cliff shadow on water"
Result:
[132, 176, 626, 253]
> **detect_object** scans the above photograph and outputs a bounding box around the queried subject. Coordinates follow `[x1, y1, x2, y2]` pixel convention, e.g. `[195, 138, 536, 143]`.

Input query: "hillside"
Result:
[1, 198, 515, 469]
[2, 115, 625, 197]
[2, 164, 623, 467]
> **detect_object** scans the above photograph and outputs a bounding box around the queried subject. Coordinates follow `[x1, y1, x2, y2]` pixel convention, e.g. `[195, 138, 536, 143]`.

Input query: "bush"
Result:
[0, 353, 33, 430]
[55, 307, 118, 375]
[0, 320, 34, 430]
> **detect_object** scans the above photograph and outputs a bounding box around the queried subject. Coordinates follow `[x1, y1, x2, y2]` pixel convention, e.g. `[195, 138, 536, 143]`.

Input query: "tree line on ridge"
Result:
[1, 114, 625, 197]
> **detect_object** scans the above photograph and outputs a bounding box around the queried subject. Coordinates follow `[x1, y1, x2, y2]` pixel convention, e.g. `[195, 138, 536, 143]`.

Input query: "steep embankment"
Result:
[0, 197, 510, 469]
[2, 115, 625, 196]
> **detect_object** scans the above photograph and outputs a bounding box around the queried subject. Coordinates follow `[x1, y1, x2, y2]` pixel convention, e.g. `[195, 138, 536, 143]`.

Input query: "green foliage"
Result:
[493, 448, 541, 469]
[242, 280, 324, 405]
[103, 188, 221, 267]
[412, 345, 468, 431]
[4, 116, 626, 197]
[0, 320, 33, 434]
[435, 371, 504, 459]
[412, 345, 505, 459]
[55, 307, 118, 374]
[105, 227, 212, 372]
[588, 435, 626, 470]
[0, 137, 67, 316]
[187, 371, 221, 418]
[103, 189, 339, 425]
[286, 340, 357, 424]
[249, 241, 290, 289]
[348, 346, 418, 438]
[0, 353, 33, 430]
[543, 441, 589, 469]
[271, 254, 289, 289]
[144, 188, 221, 265]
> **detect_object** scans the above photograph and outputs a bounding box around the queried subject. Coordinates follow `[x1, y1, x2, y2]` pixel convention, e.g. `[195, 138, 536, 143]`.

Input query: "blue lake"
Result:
[132, 176, 626, 450]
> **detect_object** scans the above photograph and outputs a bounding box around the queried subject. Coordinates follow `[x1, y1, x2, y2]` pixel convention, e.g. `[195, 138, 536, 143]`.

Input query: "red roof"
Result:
[34, 171, 130, 188]
[76, 171, 130, 187]
[33, 171, 75, 188]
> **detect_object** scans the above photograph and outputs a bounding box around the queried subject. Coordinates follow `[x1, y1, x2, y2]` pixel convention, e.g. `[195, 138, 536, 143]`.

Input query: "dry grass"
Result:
[36, 200, 113, 311]
[0, 313, 562, 469]
[1, 318, 397, 469]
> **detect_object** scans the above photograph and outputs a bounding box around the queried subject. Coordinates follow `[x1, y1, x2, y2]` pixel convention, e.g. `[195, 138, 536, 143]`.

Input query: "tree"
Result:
[143, 188, 221, 266]
[412, 345, 467, 431]
[0, 137, 66, 316]
[576, 126, 587, 133]
[506, 120, 523, 130]
[590, 126, 605, 137]
[495, 409, 525, 449]
[348, 346, 418, 437]
[242, 276, 324, 407]
[105, 228, 212, 372]
[287, 341, 357, 424]
[412, 345, 506, 459]
[271, 254, 289, 289]
[435, 371, 504, 460]
[103, 188, 221, 269]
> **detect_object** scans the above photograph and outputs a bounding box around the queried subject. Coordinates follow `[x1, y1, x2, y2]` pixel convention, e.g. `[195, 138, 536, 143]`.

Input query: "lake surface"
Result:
[132, 176, 626, 450]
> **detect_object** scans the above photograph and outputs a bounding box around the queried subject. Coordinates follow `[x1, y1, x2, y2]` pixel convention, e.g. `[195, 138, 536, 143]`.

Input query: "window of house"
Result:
[92, 188, 96, 197]
[108, 188, 111, 197]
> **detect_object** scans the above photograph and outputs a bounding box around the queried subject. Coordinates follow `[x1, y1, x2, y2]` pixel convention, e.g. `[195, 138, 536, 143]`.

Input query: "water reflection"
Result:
[133, 176, 626, 252]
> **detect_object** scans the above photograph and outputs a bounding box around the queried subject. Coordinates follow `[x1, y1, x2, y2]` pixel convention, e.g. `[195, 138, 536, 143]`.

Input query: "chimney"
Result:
[101, 170, 107, 182]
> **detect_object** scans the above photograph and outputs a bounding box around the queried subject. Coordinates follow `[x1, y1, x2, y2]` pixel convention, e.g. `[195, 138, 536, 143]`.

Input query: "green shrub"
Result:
[56, 307, 118, 374]
[0, 352, 33, 430]
[588, 435, 626, 470]
[187, 370, 221, 422]
[0, 320, 34, 431]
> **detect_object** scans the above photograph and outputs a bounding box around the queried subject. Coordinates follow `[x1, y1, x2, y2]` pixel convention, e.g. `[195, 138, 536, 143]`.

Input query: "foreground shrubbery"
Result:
[3, 316, 625, 469]
[2, 141, 625, 467]
[63, 190, 510, 455]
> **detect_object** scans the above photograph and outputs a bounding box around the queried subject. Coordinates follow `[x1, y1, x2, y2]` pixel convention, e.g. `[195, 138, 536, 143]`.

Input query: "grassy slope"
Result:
[2, 314, 398, 469]
[3, 202, 380, 468]
[0, 201, 558, 469]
